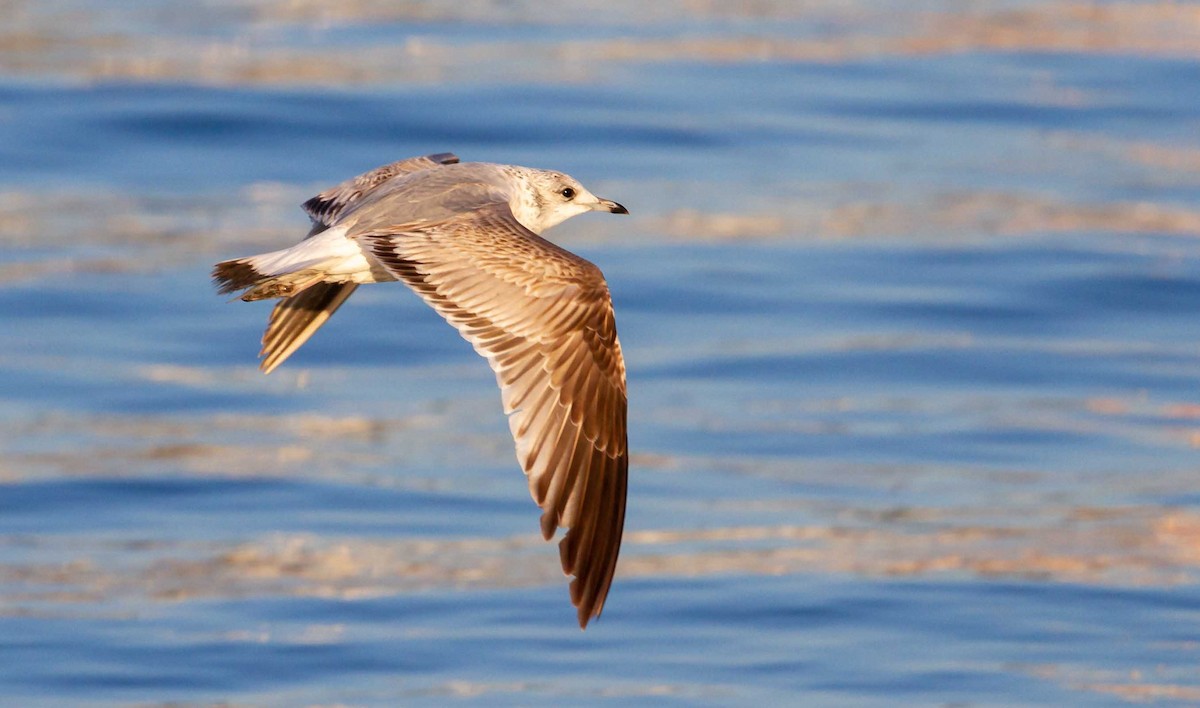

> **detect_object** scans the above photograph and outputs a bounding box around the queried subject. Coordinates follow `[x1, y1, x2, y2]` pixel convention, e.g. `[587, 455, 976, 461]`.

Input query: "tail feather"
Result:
[259, 282, 359, 374]
[212, 257, 328, 302]
[212, 259, 265, 296]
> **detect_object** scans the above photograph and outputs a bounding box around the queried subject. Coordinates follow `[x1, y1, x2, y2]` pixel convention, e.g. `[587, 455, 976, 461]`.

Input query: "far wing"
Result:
[364, 205, 628, 628]
[302, 152, 460, 231]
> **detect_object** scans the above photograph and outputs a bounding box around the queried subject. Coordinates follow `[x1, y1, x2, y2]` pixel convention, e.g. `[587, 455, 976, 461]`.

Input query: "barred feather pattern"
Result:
[366, 204, 628, 628]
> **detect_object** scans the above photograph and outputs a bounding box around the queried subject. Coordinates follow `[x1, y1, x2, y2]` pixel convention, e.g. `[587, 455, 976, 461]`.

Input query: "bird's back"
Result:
[337, 162, 516, 234]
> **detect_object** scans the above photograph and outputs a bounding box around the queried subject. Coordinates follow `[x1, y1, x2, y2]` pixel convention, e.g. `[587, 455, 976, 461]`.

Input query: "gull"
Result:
[212, 153, 629, 628]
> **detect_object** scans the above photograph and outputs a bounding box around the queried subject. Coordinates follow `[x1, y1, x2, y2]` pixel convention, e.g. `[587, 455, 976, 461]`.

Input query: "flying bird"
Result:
[212, 153, 629, 628]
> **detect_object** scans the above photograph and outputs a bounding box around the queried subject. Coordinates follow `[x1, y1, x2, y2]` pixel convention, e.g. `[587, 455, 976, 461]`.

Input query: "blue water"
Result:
[3, 3, 1200, 705]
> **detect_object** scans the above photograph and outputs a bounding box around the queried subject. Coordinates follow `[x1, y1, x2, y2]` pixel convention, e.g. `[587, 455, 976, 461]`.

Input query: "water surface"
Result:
[3, 1, 1200, 705]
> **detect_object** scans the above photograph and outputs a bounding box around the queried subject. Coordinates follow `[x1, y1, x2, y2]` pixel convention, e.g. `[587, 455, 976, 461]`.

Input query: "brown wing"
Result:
[259, 282, 359, 374]
[302, 152, 460, 229]
[364, 205, 628, 628]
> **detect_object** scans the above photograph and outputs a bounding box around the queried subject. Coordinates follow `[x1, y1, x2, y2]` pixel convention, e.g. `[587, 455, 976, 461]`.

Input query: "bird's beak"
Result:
[594, 198, 629, 215]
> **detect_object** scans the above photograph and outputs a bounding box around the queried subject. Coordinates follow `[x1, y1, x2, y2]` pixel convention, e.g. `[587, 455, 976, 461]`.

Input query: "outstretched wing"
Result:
[302, 152, 461, 230]
[365, 204, 628, 628]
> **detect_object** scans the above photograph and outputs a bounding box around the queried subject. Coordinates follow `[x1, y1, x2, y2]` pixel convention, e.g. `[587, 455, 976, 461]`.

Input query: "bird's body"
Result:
[213, 153, 629, 628]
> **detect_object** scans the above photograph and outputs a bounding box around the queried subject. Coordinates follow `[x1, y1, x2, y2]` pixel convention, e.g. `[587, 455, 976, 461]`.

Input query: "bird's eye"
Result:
[560, 187, 576, 200]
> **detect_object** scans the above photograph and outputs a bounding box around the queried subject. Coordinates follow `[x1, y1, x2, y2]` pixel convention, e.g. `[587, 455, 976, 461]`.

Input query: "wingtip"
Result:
[577, 603, 602, 630]
[429, 152, 460, 165]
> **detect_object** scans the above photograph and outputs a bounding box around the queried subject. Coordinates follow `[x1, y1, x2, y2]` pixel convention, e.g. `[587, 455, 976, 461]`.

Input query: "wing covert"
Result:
[303, 152, 460, 228]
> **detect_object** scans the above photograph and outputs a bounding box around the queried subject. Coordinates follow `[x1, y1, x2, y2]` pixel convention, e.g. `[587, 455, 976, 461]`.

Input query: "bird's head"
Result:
[510, 168, 628, 234]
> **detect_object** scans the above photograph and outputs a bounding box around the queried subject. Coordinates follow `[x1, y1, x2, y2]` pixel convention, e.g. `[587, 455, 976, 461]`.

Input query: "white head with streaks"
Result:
[505, 166, 629, 234]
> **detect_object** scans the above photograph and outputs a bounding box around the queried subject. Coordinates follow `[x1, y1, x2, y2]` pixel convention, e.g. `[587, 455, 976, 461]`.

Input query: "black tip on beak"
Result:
[608, 201, 629, 215]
